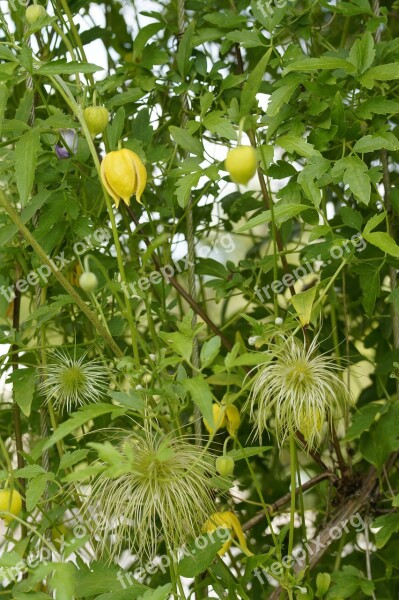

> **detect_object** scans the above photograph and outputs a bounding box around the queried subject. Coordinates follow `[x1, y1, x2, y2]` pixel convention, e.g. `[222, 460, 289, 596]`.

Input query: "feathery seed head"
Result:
[38, 350, 108, 413]
[246, 335, 351, 450]
[84, 429, 218, 561]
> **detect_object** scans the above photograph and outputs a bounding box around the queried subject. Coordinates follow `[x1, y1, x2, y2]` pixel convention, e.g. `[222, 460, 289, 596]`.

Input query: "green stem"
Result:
[288, 435, 297, 558]
[0, 190, 123, 358]
[49, 74, 141, 367]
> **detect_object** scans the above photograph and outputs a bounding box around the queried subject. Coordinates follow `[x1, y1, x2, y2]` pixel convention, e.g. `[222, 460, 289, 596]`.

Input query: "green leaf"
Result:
[138, 585, 172, 600]
[182, 376, 214, 424]
[357, 97, 399, 119]
[26, 473, 49, 511]
[363, 231, 399, 257]
[360, 63, 399, 89]
[363, 211, 386, 234]
[344, 402, 389, 441]
[226, 30, 264, 48]
[240, 48, 272, 115]
[353, 135, 399, 153]
[227, 446, 271, 461]
[108, 391, 145, 411]
[50, 563, 76, 600]
[342, 156, 371, 205]
[106, 89, 146, 109]
[7, 367, 36, 417]
[237, 204, 309, 232]
[0, 83, 9, 137]
[267, 75, 302, 117]
[372, 513, 399, 548]
[132, 23, 164, 62]
[284, 57, 356, 74]
[359, 403, 399, 467]
[291, 286, 317, 327]
[175, 171, 201, 208]
[178, 531, 230, 577]
[169, 125, 203, 156]
[158, 330, 193, 362]
[200, 336, 221, 368]
[43, 404, 127, 450]
[203, 111, 236, 139]
[37, 61, 103, 75]
[15, 128, 41, 204]
[177, 21, 194, 78]
[278, 134, 321, 158]
[14, 464, 46, 478]
[348, 32, 375, 74]
[58, 449, 89, 472]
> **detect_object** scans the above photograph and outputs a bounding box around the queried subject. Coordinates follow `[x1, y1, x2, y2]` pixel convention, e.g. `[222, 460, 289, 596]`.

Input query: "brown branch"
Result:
[267, 453, 399, 600]
[242, 471, 335, 532]
[124, 205, 233, 351]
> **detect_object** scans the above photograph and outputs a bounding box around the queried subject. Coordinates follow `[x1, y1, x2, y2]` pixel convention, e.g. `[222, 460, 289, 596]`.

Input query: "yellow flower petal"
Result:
[125, 149, 147, 205]
[202, 511, 252, 557]
[225, 405, 241, 437]
[203, 404, 226, 435]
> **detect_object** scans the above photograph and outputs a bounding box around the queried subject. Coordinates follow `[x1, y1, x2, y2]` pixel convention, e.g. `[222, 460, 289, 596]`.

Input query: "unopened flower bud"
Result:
[101, 148, 147, 207]
[26, 5, 47, 25]
[79, 272, 98, 293]
[225, 146, 257, 185]
[83, 106, 109, 138]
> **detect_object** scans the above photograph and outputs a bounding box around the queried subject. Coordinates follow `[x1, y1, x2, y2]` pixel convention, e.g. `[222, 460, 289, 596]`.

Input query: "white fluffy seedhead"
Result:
[246, 335, 351, 450]
[84, 429, 218, 562]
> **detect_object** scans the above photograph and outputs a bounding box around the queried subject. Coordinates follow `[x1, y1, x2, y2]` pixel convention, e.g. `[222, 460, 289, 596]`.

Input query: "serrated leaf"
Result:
[26, 473, 49, 511]
[348, 32, 375, 74]
[360, 63, 399, 89]
[342, 156, 371, 205]
[138, 584, 172, 600]
[7, 367, 36, 417]
[237, 204, 309, 232]
[353, 135, 399, 153]
[267, 76, 302, 117]
[200, 336, 221, 368]
[278, 134, 321, 158]
[284, 57, 356, 74]
[58, 449, 89, 472]
[178, 531, 230, 577]
[175, 171, 201, 208]
[15, 128, 41, 204]
[291, 286, 317, 326]
[240, 48, 272, 115]
[344, 402, 389, 441]
[169, 125, 203, 156]
[203, 111, 236, 139]
[363, 231, 399, 257]
[182, 376, 214, 424]
[43, 404, 127, 450]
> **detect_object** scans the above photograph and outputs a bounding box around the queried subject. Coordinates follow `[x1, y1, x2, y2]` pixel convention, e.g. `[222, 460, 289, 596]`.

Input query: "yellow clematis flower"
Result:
[100, 148, 147, 207]
[203, 404, 241, 437]
[203, 511, 253, 556]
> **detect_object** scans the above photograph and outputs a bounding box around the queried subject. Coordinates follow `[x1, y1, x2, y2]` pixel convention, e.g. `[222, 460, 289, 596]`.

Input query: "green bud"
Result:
[215, 456, 235, 477]
[79, 272, 98, 293]
[83, 106, 109, 137]
[26, 5, 47, 25]
[316, 573, 331, 597]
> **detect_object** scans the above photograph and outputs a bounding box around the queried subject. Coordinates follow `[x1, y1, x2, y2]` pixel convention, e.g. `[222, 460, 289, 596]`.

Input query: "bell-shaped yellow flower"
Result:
[100, 148, 147, 207]
[203, 511, 253, 556]
[203, 404, 226, 435]
[203, 404, 241, 437]
[225, 404, 240, 437]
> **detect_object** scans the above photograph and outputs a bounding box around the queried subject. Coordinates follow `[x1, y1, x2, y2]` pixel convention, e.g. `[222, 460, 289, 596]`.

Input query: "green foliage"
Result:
[0, 0, 398, 598]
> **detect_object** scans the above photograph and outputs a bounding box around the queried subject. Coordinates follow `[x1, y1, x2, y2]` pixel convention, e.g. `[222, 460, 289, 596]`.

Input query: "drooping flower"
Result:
[203, 403, 240, 437]
[55, 129, 78, 159]
[84, 429, 219, 561]
[38, 349, 108, 413]
[100, 148, 147, 207]
[246, 335, 351, 450]
[202, 511, 253, 556]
